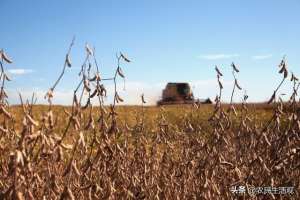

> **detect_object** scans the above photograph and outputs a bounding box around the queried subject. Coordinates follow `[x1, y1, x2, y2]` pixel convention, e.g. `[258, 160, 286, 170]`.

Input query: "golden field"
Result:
[0, 48, 299, 199]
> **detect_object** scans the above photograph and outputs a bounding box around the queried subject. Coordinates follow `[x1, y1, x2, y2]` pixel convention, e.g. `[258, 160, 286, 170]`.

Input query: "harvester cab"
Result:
[157, 83, 194, 105]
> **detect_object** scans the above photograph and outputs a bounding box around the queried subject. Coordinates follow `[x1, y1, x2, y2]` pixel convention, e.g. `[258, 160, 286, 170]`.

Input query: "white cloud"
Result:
[252, 54, 273, 60]
[105, 81, 163, 105]
[6, 81, 161, 106]
[103, 80, 233, 105]
[190, 79, 237, 102]
[198, 54, 239, 60]
[6, 79, 236, 106]
[190, 79, 231, 86]
[7, 88, 73, 105]
[7, 69, 34, 75]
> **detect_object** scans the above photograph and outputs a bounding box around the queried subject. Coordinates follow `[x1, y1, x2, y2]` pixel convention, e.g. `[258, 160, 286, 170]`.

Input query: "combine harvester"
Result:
[157, 82, 212, 106]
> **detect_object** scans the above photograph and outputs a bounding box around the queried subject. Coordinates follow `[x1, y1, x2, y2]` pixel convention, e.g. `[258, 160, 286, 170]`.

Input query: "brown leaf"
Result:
[218, 80, 223, 89]
[215, 66, 223, 76]
[120, 53, 131, 62]
[141, 94, 146, 104]
[117, 67, 125, 78]
[283, 68, 288, 78]
[235, 79, 242, 90]
[85, 44, 93, 55]
[65, 54, 72, 67]
[1, 50, 13, 63]
[267, 91, 276, 104]
[231, 62, 239, 73]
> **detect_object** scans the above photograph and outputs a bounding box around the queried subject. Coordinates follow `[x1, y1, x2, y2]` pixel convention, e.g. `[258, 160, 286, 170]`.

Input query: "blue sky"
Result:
[1, 0, 300, 105]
